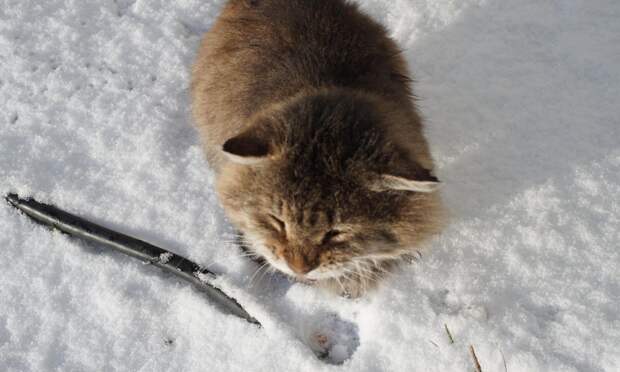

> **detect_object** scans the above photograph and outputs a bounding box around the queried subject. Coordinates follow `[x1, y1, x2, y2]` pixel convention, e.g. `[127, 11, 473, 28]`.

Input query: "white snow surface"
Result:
[1, 0, 619, 371]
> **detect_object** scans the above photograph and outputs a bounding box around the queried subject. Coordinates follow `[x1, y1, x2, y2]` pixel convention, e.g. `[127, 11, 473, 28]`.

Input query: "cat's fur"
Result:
[191, 0, 443, 297]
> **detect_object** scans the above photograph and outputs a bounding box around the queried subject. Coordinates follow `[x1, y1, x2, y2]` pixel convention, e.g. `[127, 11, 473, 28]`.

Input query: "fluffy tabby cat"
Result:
[191, 0, 443, 297]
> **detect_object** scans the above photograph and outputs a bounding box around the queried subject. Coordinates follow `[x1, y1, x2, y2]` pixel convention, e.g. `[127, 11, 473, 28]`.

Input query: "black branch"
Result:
[5, 193, 260, 327]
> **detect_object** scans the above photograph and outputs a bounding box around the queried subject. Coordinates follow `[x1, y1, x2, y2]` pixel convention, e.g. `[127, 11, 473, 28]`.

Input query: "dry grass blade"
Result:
[469, 345, 482, 372]
[444, 324, 455, 344]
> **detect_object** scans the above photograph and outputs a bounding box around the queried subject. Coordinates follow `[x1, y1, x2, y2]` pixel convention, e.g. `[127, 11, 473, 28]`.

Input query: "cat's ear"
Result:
[370, 168, 440, 193]
[222, 121, 282, 165]
[223, 134, 271, 165]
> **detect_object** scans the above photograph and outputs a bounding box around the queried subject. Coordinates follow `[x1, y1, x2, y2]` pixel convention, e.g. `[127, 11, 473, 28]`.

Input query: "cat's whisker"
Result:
[251, 264, 270, 288]
[352, 262, 369, 286]
[353, 263, 381, 285]
[340, 269, 353, 282]
[257, 262, 275, 284]
[354, 261, 379, 285]
[341, 267, 364, 283]
[248, 262, 269, 288]
[334, 275, 347, 294]
[361, 271, 375, 286]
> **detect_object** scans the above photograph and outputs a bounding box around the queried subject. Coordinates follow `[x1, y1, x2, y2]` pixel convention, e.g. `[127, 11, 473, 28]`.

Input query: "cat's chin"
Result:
[267, 265, 376, 299]
[304, 269, 345, 281]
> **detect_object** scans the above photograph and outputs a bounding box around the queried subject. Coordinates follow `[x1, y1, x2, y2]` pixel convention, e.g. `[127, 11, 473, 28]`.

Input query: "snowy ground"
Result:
[1, 0, 619, 371]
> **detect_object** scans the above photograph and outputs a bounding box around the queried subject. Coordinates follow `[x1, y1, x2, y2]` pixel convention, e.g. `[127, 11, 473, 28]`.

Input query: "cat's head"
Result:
[216, 89, 443, 291]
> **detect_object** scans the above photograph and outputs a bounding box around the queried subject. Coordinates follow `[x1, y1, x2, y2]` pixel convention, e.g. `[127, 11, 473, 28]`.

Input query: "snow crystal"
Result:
[158, 252, 173, 265]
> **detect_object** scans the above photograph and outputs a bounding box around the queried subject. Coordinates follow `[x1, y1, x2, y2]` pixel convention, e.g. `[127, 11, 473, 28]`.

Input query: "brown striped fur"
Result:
[191, 0, 444, 297]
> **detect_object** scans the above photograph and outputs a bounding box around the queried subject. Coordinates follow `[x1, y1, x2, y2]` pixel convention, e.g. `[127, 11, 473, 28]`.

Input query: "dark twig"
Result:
[444, 324, 455, 344]
[5, 193, 260, 326]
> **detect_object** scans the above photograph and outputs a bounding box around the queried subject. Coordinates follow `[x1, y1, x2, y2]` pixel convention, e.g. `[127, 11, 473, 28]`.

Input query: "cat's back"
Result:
[192, 0, 415, 169]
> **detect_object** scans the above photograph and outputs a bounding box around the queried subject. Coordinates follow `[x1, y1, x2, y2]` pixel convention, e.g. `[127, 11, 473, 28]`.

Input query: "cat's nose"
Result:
[286, 253, 318, 275]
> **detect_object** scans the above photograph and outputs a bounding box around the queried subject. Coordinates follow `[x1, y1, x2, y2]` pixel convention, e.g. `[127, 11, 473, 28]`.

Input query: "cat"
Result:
[191, 0, 443, 297]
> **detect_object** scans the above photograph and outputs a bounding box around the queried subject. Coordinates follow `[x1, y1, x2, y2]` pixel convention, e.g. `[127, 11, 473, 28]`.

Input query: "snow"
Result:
[1, 0, 619, 371]
[158, 252, 173, 264]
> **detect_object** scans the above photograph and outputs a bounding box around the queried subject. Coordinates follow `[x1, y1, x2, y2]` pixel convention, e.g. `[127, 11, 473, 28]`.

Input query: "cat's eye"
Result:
[267, 214, 286, 234]
[321, 230, 343, 245]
